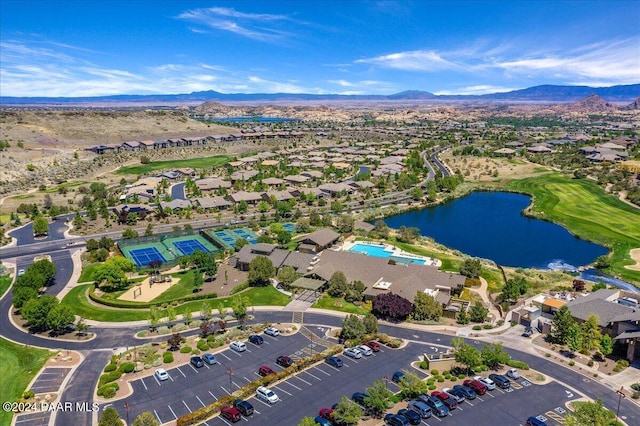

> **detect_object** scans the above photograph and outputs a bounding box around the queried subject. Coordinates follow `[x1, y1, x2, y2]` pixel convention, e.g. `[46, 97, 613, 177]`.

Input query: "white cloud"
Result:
[434, 85, 518, 96]
[355, 50, 459, 71]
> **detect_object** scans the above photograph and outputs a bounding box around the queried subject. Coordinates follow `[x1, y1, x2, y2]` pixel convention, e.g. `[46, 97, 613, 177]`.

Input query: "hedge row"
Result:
[88, 285, 217, 309]
[505, 359, 530, 370]
[98, 370, 122, 388]
[176, 345, 343, 426]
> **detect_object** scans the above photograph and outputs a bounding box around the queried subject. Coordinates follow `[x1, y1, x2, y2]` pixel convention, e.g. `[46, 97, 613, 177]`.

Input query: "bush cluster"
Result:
[103, 363, 117, 372]
[505, 359, 530, 370]
[98, 371, 122, 388]
[119, 362, 135, 373]
[180, 346, 192, 354]
[163, 352, 174, 363]
[97, 383, 119, 398]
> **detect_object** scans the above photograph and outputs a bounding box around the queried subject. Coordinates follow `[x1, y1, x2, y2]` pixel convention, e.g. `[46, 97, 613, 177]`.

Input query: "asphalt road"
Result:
[8, 217, 70, 246]
[171, 182, 186, 200]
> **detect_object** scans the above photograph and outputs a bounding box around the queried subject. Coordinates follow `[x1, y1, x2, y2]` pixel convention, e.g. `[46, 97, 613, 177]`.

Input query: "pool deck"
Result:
[341, 239, 442, 267]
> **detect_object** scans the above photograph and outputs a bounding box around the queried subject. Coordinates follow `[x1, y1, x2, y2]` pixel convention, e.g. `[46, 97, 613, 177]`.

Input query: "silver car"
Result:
[474, 375, 496, 390]
[344, 347, 362, 359]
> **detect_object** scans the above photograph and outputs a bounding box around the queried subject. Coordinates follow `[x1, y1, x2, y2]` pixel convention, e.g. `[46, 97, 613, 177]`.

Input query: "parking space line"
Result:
[294, 375, 312, 385]
[486, 392, 495, 398]
[221, 385, 231, 395]
[325, 364, 341, 372]
[232, 381, 242, 389]
[476, 396, 484, 401]
[219, 416, 233, 426]
[153, 410, 161, 423]
[303, 370, 322, 381]
[168, 405, 178, 420]
[283, 381, 302, 391]
[189, 364, 199, 373]
[220, 353, 232, 361]
[231, 350, 243, 357]
[243, 376, 252, 383]
[313, 366, 332, 376]
[457, 406, 463, 411]
[196, 396, 206, 407]
[153, 375, 161, 386]
[169, 373, 175, 382]
[272, 385, 292, 396]
[253, 398, 271, 407]
[183, 400, 192, 412]
[204, 363, 210, 369]
[176, 367, 187, 378]
[421, 421, 431, 426]
[495, 388, 504, 394]
[465, 400, 474, 406]
[432, 414, 442, 421]
[141, 378, 148, 390]
[208, 390, 218, 401]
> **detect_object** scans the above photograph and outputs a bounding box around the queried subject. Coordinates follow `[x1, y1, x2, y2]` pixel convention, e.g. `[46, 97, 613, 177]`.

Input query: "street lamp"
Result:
[615, 386, 625, 423]
[124, 401, 130, 425]
[227, 367, 234, 394]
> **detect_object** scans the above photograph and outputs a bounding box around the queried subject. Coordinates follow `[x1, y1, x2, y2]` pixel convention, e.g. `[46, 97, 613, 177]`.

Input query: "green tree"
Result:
[501, 276, 529, 304]
[332, 396, 363, 425]
[373, 220, 389, 238]
[12, 286, 39, 309]
[276, 230, 292, 245]
[480, 342, 509, 369]
[459, 258, 482, 278]
[336, 214, 354, 233]
[600, 334, 613, 357]
[46, 304, 75, 334]
[397, 371, 428, 399]
[363, 313, 378, 334]
[122, 227, 139, 239]
[22, 295, 59, 331]
[144, 223, 154, 237]
[345, 280, 365, 303]
[183, 308, 192, 325]
[409, 186, 423, 201]
[567, 322, 583, 354]
[231, 295, 249, 322]
[341, 314, 366, 340]
[234, 238, 249, 252]
[330, 200, 344, 214]
[297, 417, 317, 426]
[237, 200, 248, 214]
[193, 269, 204, 292]
[327, 271, 349, 298]
[30, 259, 57, 281]
[550, 305, 576, 345]
[364, 380, 393, 418]
[564, 398, 613, 426]
[248, 256, 275, 286]
[32, 215, 49, 236]
[457, 309, 470, 325]
[277, 266, 299, 288]
[580, 313, 602, 352]
[412, 292, 442, 321]
[98, 406, 123, 426]
[93, 262, 127, 291]
[469, 301, 489, 323]
[452, 337, 481, 375]
[75, 317, 89, 335]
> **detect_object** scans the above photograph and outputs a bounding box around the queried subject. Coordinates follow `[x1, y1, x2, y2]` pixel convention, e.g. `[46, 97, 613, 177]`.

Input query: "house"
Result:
[494, 148, 516, 157]
[121, 141, 141, 151]
[262, 177, 285, 187]
[175, 168, 196, 177]
[301, 170, 324, 180]
[284, 175, 310, 185]
[263, 190, 294, 202]
[160, 199, 191, 211]
[140, 140, 156, 150]
[318, 182, 354, 197]
[233, 243, 315, 272]
[230, 170, 259, 182]
[157, 171, 180, 180]
[228, 191, 263, 205]
[299, 228, 341, 252]
[526, 145, 553, 154]
[196, 178, 231, 191]
[193, 196, 231, 210]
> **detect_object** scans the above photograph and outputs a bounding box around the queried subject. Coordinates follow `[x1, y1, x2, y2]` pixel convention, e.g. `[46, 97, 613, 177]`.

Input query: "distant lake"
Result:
[383, 191, 609, 269]
[200, 116, 298, 123]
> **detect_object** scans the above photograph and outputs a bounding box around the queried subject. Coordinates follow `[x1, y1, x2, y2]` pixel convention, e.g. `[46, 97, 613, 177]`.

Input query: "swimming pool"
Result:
[348, 243, 426, 265]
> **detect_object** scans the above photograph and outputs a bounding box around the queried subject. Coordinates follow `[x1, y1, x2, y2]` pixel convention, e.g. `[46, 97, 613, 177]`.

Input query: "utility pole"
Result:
[615, 386, 625, 423]
[227, 367, 234, 394]
[124, 401, 130, 425]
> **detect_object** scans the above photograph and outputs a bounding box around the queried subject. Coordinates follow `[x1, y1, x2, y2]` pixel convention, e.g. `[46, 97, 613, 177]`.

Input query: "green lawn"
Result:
[78, 263, 100, 283]
[60, 284, 290, 322]
[43, 180, 89, 193]
[389, 240, 463, 272]
[507, 174, 640, 284]
[0, 337, 52, 426]
[150, 270, 196, 303]
[0, 275, 12, 298]
[312, 297, 369, 315]
[116, 154, 234, 175]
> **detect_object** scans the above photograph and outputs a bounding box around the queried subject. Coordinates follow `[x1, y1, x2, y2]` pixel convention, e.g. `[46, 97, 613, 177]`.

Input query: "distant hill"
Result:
[1, 84, 639, 105]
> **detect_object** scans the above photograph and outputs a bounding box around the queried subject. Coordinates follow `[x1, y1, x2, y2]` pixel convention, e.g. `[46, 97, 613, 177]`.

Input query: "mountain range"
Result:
[1, 84, 639, 105]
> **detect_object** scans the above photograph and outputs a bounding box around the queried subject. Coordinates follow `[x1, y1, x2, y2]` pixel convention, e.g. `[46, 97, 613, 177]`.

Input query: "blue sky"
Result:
[1, 1, 639, 97]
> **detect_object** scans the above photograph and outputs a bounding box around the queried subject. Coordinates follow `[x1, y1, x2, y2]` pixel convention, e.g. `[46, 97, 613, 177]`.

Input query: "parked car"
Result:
[248, 334, 264, 345]
[276, 355, 293, 367]
[474, 375, 496, 390]
[264, 326, 280, 336]
[507, 368, 521, 380]
[365, 341, 381, 352]
[258, 365, 276, 376]
[523, 326, 533, 337]
[431, 390, 457, 410]
[351, 392, 370, 406]
[442, 387, 465, 403]
[190, 356, 204, 368]
[256, 386, 279, 404]
[526, 416, 548, 426]
[220, 406, 241, 423]
[463, 379, 487, 395]
[344, 347, 362, 359]
[418, 395, 449, 417]
[325, 356, 343, 368]
[489, 373, 511, 389]
[233, 399, 253, 416]
[154, 368, 169, 381]
[384, 413, 409, 426]
[392, 371, 406, 383]
[314, 416, 332, 426]
[453, 384, 477, 399]
[202, 353, 218, 365]
[230, 341, 247, 352]
[17, 269, 25, 276]
[357, 345, 373, 356]
[319, 408, 333, 420]
[397, 408, 421, 425]
[407, 400, 432, 419]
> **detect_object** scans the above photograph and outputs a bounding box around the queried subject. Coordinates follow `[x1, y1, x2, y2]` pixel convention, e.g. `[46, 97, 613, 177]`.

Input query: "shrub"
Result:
[510, 321, 517, 327]
[631, 384, 640, 391]
[588, 360, 594, 367]
[231, 281, 250, 294]
[419, 360, 428, 370]
[569, 361, 575, 366]
[458, 374, 466, 379]
[22, 390, 35, 400]
[505, 359, 530, 370]
[103, 363, 117, 372]
[197, 340, 209, 351]
[437, 376, 445, 383]
[97, 383, 119, 398]
[180, 346, 192, 354]
[545, 353, 552, 358]
[428, 384, 436, 390]
[613, 359, 629, 372]
[444, 374, 451, 380]
[156, 326, 170, 335]
[173, 323, 187, 332]
[98, 371, 122, 387]
[472, 325, 482, 331]
[119, 362, 135, 373]
[497, 320, 505, 326]
[152, 359, 162, 367]
[483, 324, 493, 330]
[163, 352, 174, 363]
[430, 369, 439, 375]
[632, 392, 639, 400]
[450, 376, 457, 382]
[427, 378, 435, 385]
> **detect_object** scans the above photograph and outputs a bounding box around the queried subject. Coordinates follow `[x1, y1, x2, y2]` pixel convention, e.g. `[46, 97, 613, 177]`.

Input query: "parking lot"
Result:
[111, 330, 575, 426]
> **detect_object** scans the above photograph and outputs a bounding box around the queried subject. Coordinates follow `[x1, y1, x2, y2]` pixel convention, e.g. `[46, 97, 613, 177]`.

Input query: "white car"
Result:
[343, 347, 362, 359]
[230, 341, 247, 352]
[154, 368, 169, 381]
[357, 345, 373, 356]
[264, 326, 280, 337]
[506, 368, 521, 380]
[256, 386, 279, 404]
[474, 375, 496, 390]
[17, 269, 25, 276]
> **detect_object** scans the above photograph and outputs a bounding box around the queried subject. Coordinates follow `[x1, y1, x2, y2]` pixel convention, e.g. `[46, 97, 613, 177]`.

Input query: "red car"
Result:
[221, 406, 241, 423]
[365, 341, 381, 352]
[319, 408, 334, 420]
[431, 390, 457, 410]
[463, 379, 487, 395]
[258, 365, 276, 376]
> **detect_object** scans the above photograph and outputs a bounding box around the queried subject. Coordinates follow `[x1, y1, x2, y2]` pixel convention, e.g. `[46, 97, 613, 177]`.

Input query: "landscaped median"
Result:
[175, 345, 344, 426]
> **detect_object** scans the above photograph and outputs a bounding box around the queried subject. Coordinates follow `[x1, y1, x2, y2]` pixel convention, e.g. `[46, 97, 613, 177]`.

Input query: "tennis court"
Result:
[127, 246, 167, 267]
[202, 227, 258, 250]
[172, 238, 210, 256]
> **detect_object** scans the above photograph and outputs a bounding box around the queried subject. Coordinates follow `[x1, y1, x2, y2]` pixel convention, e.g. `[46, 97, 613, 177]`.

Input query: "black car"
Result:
[233, 399, 254, 416]
[190, 356, 204, 368]
[248, 334, 264, 345]
[445, 387, 467, 403]
[523, 326, 533, 337]
[452, 384, 477, 400]
[488, 373, 511, 389]
[276, 355, 293, 367]
[397, 408, 421, 425]
[351, 392, 370, 406]
[325, 356, 343, 368]
[384, 413, 409, 426]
